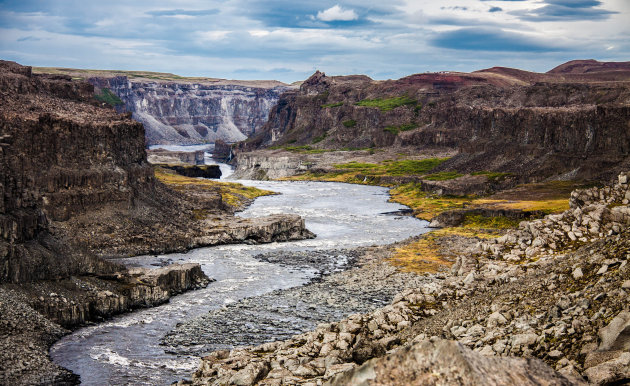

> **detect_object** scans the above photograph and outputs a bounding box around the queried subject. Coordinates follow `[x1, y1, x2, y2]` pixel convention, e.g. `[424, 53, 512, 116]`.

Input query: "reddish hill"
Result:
[548, 59, 630, 74]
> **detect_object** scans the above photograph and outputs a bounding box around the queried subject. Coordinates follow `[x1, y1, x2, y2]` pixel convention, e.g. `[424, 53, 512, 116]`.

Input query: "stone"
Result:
[487, 311, 508, 328]
[572, 267, 584, 280]
[584, 352, 630, 385]
[228, 362, 271, 386]
[598, 311, 630, 351]
[328, 339, 582, 385]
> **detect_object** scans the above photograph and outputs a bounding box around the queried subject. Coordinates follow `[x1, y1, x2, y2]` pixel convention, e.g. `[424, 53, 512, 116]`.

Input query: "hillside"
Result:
[238, 60, 630, 183]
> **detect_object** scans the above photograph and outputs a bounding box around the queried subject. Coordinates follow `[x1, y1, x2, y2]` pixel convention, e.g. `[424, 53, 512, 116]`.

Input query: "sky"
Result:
[0, 0, 628, 83]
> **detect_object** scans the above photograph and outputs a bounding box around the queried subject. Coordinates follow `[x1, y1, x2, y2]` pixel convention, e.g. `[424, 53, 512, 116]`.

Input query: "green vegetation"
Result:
[384, 159, 448, 175]
[383, 123, 417, 135]
[461, 214, 521, 229]
[284, 145, 328, 154]
[330, 158, 449, 176]
[154, 167, 274, 209]
[94, 88, 124, 106]
[312, 133, 327, 143]
[423, 171, 464, 181]
[471, 171, 512, 182]
[321, 102, 343, 108]
[342, 119, 357, 128]
[355, 96, 417, 111]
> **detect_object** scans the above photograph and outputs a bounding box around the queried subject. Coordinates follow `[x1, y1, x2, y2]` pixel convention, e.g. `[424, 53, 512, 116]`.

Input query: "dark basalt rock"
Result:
[157, 164, 222, 179]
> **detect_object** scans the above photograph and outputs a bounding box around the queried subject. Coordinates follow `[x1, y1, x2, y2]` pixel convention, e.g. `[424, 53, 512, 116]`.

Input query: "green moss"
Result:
[94, 88, 123, 106]
[342, 119, 357, 128]
[384, 159, 449, 175]
[383, 123, 417, 135]
[334, 161, 379, 170]
[312, 133, 327, 143]
[461, 214, 521, 229]
[471, 171, 512, 182]
[321, 102, 343, 108]
[284, 145, 328, 154]
[423, 171, 463, 181]
[355, 96, 417, 111]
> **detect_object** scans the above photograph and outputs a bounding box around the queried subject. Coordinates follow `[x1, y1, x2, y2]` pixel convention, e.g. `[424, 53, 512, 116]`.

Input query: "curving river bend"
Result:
[51, 176, 429, 385]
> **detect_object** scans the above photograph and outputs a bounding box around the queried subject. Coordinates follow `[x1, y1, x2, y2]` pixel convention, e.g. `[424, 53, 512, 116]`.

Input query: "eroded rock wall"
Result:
[89, 76, 289, 145]
[241, 64, 630, 181]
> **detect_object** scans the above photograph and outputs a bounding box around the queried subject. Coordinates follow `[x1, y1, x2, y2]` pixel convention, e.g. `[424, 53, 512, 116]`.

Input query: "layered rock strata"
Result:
[240, 61, 630, 182]
[88, 76, 290, 145]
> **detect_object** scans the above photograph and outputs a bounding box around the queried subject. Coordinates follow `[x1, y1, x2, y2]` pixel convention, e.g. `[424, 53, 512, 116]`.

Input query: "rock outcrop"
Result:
[330, 339, 581, 386]
[88, 76, 290, 145]
[157, 164, 222, 179]
[239, 60, 630, 182]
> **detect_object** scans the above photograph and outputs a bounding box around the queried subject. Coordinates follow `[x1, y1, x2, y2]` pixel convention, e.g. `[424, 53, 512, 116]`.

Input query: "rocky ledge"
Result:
[1, 263, 211, 385]
[184, 172, 630, 385]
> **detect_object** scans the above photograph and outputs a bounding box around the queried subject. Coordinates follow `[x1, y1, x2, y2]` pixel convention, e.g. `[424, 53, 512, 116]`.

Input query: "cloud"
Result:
[316, 5, 358, 22]
[489, 7, 503, 12]
[511, 0, 617, 21]
[197, 30, 231, 41]
[430, 28, 565, 52]
[146, 9, 220, 17]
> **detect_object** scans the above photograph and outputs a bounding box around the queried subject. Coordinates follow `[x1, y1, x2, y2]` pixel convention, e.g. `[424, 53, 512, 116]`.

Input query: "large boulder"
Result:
[329, 339, 583, 385]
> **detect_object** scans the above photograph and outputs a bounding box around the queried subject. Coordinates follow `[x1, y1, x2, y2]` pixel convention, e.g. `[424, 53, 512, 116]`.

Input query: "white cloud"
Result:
[316, 5, 358, 22]
[248, 30, 270, 37]
[197, 30, 231, 41]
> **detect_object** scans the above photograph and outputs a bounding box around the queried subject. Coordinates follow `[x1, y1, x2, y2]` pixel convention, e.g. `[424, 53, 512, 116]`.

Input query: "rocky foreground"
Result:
[182, 173, 630, 385]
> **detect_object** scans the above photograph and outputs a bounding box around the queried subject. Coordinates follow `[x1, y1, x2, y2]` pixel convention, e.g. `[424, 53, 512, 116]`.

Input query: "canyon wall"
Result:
[241, 62, 630, 181]
[0, 60, 151, 283]
[89, 76, 290, 145]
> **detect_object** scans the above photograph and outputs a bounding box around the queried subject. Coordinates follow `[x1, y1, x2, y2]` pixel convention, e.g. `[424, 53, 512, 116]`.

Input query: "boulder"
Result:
[328, 339, 583, 385]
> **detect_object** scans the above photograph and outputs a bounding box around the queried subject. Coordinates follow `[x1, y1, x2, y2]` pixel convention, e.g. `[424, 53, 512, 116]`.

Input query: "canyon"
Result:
[33, 67, 291, 146]
[2, 58, 630, 386]
[0, 60, 312, 384]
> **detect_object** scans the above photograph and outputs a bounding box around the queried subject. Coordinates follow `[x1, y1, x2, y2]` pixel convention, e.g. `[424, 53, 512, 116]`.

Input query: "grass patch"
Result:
[471, 171, 512, 183]
[154, 167, 274, 209]
[94, 88, 123, 106]
[321, 102, 343, 108]
[342, 119, 357, 128]
[384, 159, 448, 175]
[383, 123, 417, 135]
[423, 171, 463, 181]
[312, 133, 327, 143]
[355, 96, 417, 111]
[461, 214, 521, 229]
[388, 233, 453, 274]
[284, 145, 329, 154]
[389, 183, 469, 221]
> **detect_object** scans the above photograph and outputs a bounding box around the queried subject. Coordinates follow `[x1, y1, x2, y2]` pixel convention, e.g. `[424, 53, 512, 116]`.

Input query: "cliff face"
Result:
[89, 76, 289, 145]
[242, 61, 630, 181]
[0, 60, 151, 283]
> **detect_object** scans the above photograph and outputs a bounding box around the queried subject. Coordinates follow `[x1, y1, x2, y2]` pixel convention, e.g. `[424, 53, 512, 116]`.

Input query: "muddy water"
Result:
[51, 179, 429, 385]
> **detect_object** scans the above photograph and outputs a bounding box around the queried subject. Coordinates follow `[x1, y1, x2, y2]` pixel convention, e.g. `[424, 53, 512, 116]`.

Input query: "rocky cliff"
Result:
[0, 60, 313, 384]
[241, 60, 630, 182]
[87, 75, 290, 145]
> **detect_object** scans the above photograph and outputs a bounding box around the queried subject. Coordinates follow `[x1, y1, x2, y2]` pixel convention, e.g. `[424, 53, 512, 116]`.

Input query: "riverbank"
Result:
[49, 178, 429, 384]
[0, 263, 211, 384]
[186, 172, 630, 385]
[162, 242, 444, 358]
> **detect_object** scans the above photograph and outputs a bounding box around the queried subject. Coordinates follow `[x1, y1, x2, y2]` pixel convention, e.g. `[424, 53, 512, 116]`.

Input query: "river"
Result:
[50, 177, 429, 385]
